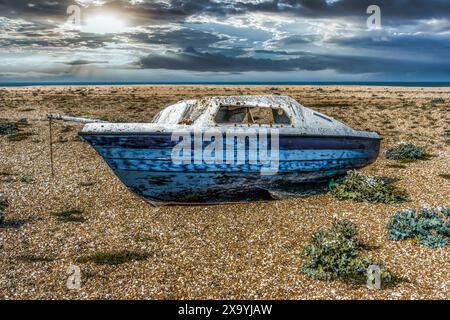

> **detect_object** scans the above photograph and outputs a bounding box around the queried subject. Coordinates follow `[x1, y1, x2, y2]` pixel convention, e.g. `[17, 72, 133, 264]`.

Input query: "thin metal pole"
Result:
[49, 117, 55, 178]
[47, 113, 108, 124]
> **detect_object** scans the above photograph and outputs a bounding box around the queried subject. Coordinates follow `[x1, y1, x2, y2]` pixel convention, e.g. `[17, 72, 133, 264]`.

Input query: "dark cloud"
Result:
[137, 47, 450, 77]
[327, 34, 450, 60]
[64, 59, 106, 65]
[139, 47, 301, 72]
[275, 34, 318, 46]
[1, 1, 450, 22]
[0, 32, 118, 49]
[0, 0, 71, 20]
[330, 34, 450, 49]
[129, 28, 228, 50]
[138, 0, 450, 21]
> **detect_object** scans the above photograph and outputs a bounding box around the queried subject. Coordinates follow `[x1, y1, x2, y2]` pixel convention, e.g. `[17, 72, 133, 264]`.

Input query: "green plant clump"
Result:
[301, 219, 392, 286]
[0, 193, 7, 211]
[388, 207, 450, 248]
[77, 250, 151, 265]
[0, 193, 8, 225]
[18, 254, 55, 263]
[385, 142, 427, 161]
[7, 131, 34, 142]
[54, 209, 85, 223]
[0, 122, 19, 135]
[329, 171, 409, 204]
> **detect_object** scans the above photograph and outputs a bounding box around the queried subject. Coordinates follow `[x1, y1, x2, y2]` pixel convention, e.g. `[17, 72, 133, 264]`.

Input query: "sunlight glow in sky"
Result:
[84, 14, 126, 34]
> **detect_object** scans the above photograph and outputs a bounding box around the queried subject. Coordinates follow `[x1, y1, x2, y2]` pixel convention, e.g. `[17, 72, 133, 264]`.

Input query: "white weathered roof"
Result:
[81, 95, 380, 139]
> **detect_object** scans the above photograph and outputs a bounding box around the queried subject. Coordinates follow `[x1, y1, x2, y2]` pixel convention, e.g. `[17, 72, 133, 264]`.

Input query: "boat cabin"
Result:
[82, 95, 379, 139]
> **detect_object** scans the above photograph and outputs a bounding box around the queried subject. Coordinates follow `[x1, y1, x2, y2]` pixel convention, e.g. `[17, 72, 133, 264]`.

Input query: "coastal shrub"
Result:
[385, 142, 427, 161]
[0, 122, 19, 135]
[388, 207, 450, 248]
[387, 164, 407, 169]
[54, 209, 85, 223]
[7, 131, 34, 142]
[301, 219, 392, 286]
[0, 192, 8, 225]
[431, 97, 445, 104]
[77, 250, 151, 265]
[18, 254, 55, 263]
[329, 171, 409, 204]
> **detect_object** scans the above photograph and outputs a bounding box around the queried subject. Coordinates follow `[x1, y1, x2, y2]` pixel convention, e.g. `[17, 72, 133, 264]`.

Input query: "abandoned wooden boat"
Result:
[75, 95, 381, 204]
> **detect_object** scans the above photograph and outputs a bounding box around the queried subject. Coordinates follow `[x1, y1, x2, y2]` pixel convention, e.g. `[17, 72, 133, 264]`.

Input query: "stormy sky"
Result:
[0, 0, 449, 82]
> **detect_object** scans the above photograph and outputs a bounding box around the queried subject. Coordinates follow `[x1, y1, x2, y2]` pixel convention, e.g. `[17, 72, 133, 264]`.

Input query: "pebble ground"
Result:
[0, 85, 448, 299]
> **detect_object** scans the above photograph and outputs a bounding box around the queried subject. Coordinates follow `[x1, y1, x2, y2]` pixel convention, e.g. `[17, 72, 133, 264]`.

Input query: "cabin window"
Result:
[215, 106, 290, 125]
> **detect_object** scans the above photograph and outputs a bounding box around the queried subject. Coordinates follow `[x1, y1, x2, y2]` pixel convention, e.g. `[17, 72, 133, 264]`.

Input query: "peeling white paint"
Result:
[81, 95, 380, 139]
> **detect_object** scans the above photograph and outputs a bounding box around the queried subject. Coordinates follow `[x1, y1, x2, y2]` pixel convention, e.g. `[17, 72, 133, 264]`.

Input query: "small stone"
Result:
[17, 118, 28, 125]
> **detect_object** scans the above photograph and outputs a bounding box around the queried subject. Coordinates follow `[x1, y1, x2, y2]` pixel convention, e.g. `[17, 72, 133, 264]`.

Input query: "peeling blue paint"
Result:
[81, 133, 380, 203]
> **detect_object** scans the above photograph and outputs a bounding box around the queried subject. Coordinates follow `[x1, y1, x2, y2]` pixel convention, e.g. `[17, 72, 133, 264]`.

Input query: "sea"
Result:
[1, 82, 450, 87]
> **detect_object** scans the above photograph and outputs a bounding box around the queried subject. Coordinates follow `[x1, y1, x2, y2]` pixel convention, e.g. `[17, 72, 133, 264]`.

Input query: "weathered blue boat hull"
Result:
[80, 133, 380, 203]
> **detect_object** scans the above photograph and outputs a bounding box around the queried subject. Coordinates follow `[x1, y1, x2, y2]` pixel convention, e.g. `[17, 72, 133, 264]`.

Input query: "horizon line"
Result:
[1, 81, 450, 88]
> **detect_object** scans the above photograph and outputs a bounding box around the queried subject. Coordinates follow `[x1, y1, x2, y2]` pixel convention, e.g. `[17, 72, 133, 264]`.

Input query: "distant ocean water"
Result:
[1, 81, 450, 87]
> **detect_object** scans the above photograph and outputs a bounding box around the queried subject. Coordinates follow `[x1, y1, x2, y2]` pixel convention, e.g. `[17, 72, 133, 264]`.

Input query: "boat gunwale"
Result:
[79, 131, 382, 141]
